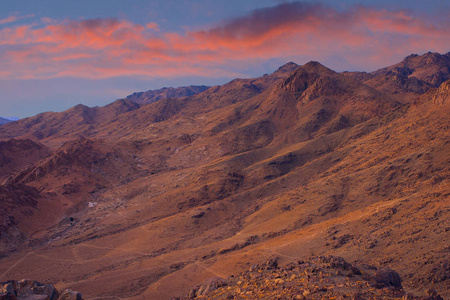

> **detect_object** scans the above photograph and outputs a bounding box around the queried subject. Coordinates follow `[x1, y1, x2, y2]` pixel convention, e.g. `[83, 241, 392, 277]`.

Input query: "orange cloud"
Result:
[0, 2, 449, 81]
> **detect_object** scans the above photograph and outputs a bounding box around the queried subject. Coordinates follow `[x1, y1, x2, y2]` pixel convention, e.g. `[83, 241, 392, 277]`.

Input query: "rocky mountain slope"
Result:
[0, 52, 448, 299]
[126, 85, 211, 106]
[0, 139, 51, 180]
[344, 51, 450, 101]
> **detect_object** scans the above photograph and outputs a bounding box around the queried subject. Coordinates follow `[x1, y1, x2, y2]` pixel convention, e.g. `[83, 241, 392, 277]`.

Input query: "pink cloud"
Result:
[146, 22, 159, 31]
[0, 16, 19, 25]
[0, 2, 449, 81]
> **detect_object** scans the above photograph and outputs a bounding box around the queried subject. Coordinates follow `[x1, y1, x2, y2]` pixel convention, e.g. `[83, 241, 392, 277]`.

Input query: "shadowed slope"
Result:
[0, 139, 51, 180]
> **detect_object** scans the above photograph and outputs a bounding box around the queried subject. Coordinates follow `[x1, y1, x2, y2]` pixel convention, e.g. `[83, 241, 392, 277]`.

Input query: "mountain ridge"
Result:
[343, 51, 450, 100]
[126, 85, 211, 106]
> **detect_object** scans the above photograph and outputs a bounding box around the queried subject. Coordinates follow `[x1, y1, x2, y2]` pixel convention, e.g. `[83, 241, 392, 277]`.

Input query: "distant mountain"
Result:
[0, 117, 19, 125]
[0, 63, 299, 147]
[0, 117, 11, 125]
[126, 85, 211, 106]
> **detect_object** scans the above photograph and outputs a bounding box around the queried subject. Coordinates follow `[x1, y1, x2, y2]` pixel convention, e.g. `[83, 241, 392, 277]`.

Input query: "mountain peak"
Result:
[301, 61, 335, 74]
[279, 61, 336, 93]
[401, 51, 449, 67]
[69, 104, 91, 111]
[353, 51, 450, 96]
[270, 62, 299, 78]
[276, 61, 298, 72]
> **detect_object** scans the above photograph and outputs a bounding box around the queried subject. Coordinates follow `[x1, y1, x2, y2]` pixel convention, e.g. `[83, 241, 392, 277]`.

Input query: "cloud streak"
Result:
[0, 2, 449, 80]
[0, 14, 34, 25]
[0, 16, 20, 25]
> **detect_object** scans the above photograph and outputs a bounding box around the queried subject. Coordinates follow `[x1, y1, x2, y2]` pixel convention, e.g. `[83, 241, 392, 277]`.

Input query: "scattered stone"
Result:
[0, 280, 82, 300]
[182, 256, 443, 299]
[189, 210, 205, 219]
[57, 289, 83, 300]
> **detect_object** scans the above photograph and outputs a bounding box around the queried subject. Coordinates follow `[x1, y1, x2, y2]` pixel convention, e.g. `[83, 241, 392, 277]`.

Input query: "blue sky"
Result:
[0, 0, 449, 118]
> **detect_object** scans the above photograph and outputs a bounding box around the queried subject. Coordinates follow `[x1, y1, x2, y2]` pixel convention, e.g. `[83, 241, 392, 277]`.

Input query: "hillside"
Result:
[0, 52, 448, 300]
[0, 139, 51, 180]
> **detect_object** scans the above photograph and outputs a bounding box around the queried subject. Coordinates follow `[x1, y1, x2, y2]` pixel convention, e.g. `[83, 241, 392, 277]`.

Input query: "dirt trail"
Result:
[1, 251, 35, 277]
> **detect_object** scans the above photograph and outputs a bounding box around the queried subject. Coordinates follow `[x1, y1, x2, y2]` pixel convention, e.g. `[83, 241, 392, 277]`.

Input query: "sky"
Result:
[0, 0, 449, 118]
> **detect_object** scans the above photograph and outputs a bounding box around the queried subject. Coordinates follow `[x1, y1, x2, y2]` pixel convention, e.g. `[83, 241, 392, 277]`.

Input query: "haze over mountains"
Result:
[0, 52, 449, 299]
[0, 117, 18, 126]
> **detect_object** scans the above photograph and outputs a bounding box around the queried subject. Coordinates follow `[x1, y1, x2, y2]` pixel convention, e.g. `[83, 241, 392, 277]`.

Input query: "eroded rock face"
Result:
[187, 277, 228, 298]
[0, 280, 82, 300]
[182, 256, 444, 300]
[431, 80, 450, 105]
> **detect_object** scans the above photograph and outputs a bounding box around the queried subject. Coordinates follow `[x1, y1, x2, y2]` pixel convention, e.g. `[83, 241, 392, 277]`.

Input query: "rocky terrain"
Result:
[184, 256, 444, 300]
[0, 52, 448, 299]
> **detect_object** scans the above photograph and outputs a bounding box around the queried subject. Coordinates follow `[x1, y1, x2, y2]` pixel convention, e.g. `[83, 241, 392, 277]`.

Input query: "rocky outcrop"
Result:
[0, 280, 83, 300]
[431, 80, 450, 105]
[182, 256, 444, 300]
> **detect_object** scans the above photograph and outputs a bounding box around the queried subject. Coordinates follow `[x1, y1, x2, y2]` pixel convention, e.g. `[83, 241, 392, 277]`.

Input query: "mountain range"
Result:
[0, 51, 449, 299]
[0, 117, 14, 126]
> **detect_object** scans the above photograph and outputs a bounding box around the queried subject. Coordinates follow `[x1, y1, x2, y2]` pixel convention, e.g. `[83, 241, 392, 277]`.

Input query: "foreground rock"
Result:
[0, 280, 82, 300]
[182, 256, 444, 300]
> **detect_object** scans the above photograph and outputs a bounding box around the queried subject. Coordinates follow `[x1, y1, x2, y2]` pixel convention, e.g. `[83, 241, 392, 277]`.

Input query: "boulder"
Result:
[57, 290, 82, 300]
[196, 277, 227, 296]
[373, 268, 402, 288]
